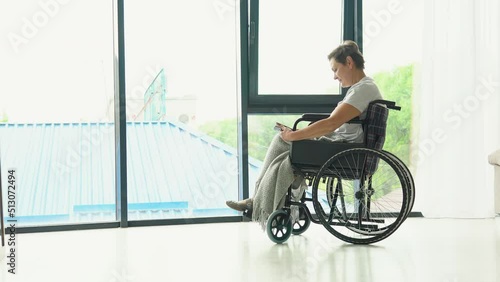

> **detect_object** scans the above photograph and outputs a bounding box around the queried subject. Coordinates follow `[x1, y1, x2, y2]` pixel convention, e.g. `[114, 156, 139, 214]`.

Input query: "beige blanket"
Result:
[252, 134, 296, 228]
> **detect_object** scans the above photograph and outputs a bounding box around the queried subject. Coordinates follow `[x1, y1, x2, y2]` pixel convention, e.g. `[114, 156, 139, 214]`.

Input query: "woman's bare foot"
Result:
[225, 198, 253, 211]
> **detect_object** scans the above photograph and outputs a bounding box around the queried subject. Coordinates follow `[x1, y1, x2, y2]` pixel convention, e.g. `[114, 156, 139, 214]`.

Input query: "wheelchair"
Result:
[264, 100, 415, 245]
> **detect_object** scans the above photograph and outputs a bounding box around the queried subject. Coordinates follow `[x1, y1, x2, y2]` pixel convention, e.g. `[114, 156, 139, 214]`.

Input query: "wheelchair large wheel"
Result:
[292, 206, 311, 235]
[312, 148, 410, 244]
[266, 210, 293, 244]
[381, 150, 416, 217]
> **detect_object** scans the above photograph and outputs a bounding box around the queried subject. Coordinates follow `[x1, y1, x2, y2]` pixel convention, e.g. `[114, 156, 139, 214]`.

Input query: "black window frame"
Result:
[246, 0, 363, 114]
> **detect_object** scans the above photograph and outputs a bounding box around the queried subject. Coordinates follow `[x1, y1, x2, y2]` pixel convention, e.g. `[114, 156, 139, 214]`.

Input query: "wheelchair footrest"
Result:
[330, 221, 380, 230]
[331, 217, 387, 229]
[331, 213, 386, 224]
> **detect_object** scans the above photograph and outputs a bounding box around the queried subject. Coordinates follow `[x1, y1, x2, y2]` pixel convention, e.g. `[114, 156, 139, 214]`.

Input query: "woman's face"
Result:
[330, 57, 354, 88]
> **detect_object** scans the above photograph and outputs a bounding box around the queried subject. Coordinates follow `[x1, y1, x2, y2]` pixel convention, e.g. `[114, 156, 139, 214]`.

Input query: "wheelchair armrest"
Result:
[292, 114, 364, 129]
[345, 117, 363, 124]
[301, 113, 330, 121]
[292, 113, 330, 130]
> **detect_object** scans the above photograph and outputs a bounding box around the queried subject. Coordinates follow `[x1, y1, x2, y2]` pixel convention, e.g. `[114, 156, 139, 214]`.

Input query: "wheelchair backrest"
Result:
[362, 102, 389, 175]
[363, 102, 389, 150]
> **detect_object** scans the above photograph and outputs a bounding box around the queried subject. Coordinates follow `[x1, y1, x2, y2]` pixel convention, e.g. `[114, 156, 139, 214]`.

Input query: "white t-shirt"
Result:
[324, 76, 383, 143]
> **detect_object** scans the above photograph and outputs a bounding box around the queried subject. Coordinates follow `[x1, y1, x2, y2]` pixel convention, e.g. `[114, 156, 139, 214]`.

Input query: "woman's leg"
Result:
[253, 134, 291, 196]
[226, 134, 291, 211]
[225, 198, 253, 211]
[251, 134, 295, 224]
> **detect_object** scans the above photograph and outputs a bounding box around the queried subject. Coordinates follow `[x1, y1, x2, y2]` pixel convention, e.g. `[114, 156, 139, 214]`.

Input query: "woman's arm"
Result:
[281, 103, 361, 142]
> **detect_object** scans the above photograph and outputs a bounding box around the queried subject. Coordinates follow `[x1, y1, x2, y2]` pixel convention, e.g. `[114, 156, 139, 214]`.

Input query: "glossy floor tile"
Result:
[0, 218, 499, 282]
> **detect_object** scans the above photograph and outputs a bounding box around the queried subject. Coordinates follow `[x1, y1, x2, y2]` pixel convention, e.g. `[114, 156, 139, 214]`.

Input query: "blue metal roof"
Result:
[0, 120, 262, 224]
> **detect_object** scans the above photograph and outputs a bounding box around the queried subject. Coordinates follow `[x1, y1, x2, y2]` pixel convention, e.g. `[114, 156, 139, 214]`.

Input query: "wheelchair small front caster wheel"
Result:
[292, 206, 311, 235]
[266, 210, 293, 244]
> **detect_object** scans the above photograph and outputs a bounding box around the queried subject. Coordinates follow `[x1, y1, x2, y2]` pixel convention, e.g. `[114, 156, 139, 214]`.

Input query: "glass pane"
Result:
[363, 0, 423, 170]
[259, 0, 343, 95]
[125, 0, 240, 220]
[0, 0, 115, 226]
[247, 114, 302, 197]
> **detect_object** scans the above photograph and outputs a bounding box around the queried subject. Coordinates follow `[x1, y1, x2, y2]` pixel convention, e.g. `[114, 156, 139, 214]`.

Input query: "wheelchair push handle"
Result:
[370, 99, 401, 111]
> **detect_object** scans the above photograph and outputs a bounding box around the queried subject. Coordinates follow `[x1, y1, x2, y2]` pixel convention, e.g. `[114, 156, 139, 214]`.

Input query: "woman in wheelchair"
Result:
[226, 41, 411, 244]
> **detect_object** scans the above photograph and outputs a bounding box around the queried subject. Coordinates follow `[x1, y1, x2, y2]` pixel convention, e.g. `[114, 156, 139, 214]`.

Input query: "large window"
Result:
[247, 0, 349, 114]
[0, 0, 116, 226]
[124, 0, 240, 220]
[244, 0, 355, 200]
[258, 0, 343, 95]
[0, 0, 374, 230]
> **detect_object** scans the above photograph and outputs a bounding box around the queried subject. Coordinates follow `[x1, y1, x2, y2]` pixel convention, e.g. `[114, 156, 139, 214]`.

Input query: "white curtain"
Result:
[414, 0, 500, 218]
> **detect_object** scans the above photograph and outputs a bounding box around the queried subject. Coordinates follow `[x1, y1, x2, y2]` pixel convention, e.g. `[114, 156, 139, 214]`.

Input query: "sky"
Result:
[0, 0, 423, 124]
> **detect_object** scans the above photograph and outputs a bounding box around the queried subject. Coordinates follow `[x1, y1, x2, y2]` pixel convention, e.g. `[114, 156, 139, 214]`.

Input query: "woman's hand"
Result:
[280, 126, 295, 142]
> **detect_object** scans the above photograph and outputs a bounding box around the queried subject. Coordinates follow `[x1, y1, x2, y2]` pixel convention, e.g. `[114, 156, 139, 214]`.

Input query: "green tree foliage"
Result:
[372, 64, 413, 165]
[200, 64, 413, 164]
[0, 111, 8, 122]
[199, 119, 238, 148]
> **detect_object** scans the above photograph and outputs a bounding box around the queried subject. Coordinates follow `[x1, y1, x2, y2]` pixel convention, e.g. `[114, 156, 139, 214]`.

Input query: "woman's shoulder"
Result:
[346, 77, 383, 100]
[352, 76, 377, 89]
[349, 76, 380, 92]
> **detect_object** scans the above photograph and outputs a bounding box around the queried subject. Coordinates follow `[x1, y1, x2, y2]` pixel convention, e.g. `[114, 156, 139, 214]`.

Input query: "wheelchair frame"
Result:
[265, 100, 415, 245]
